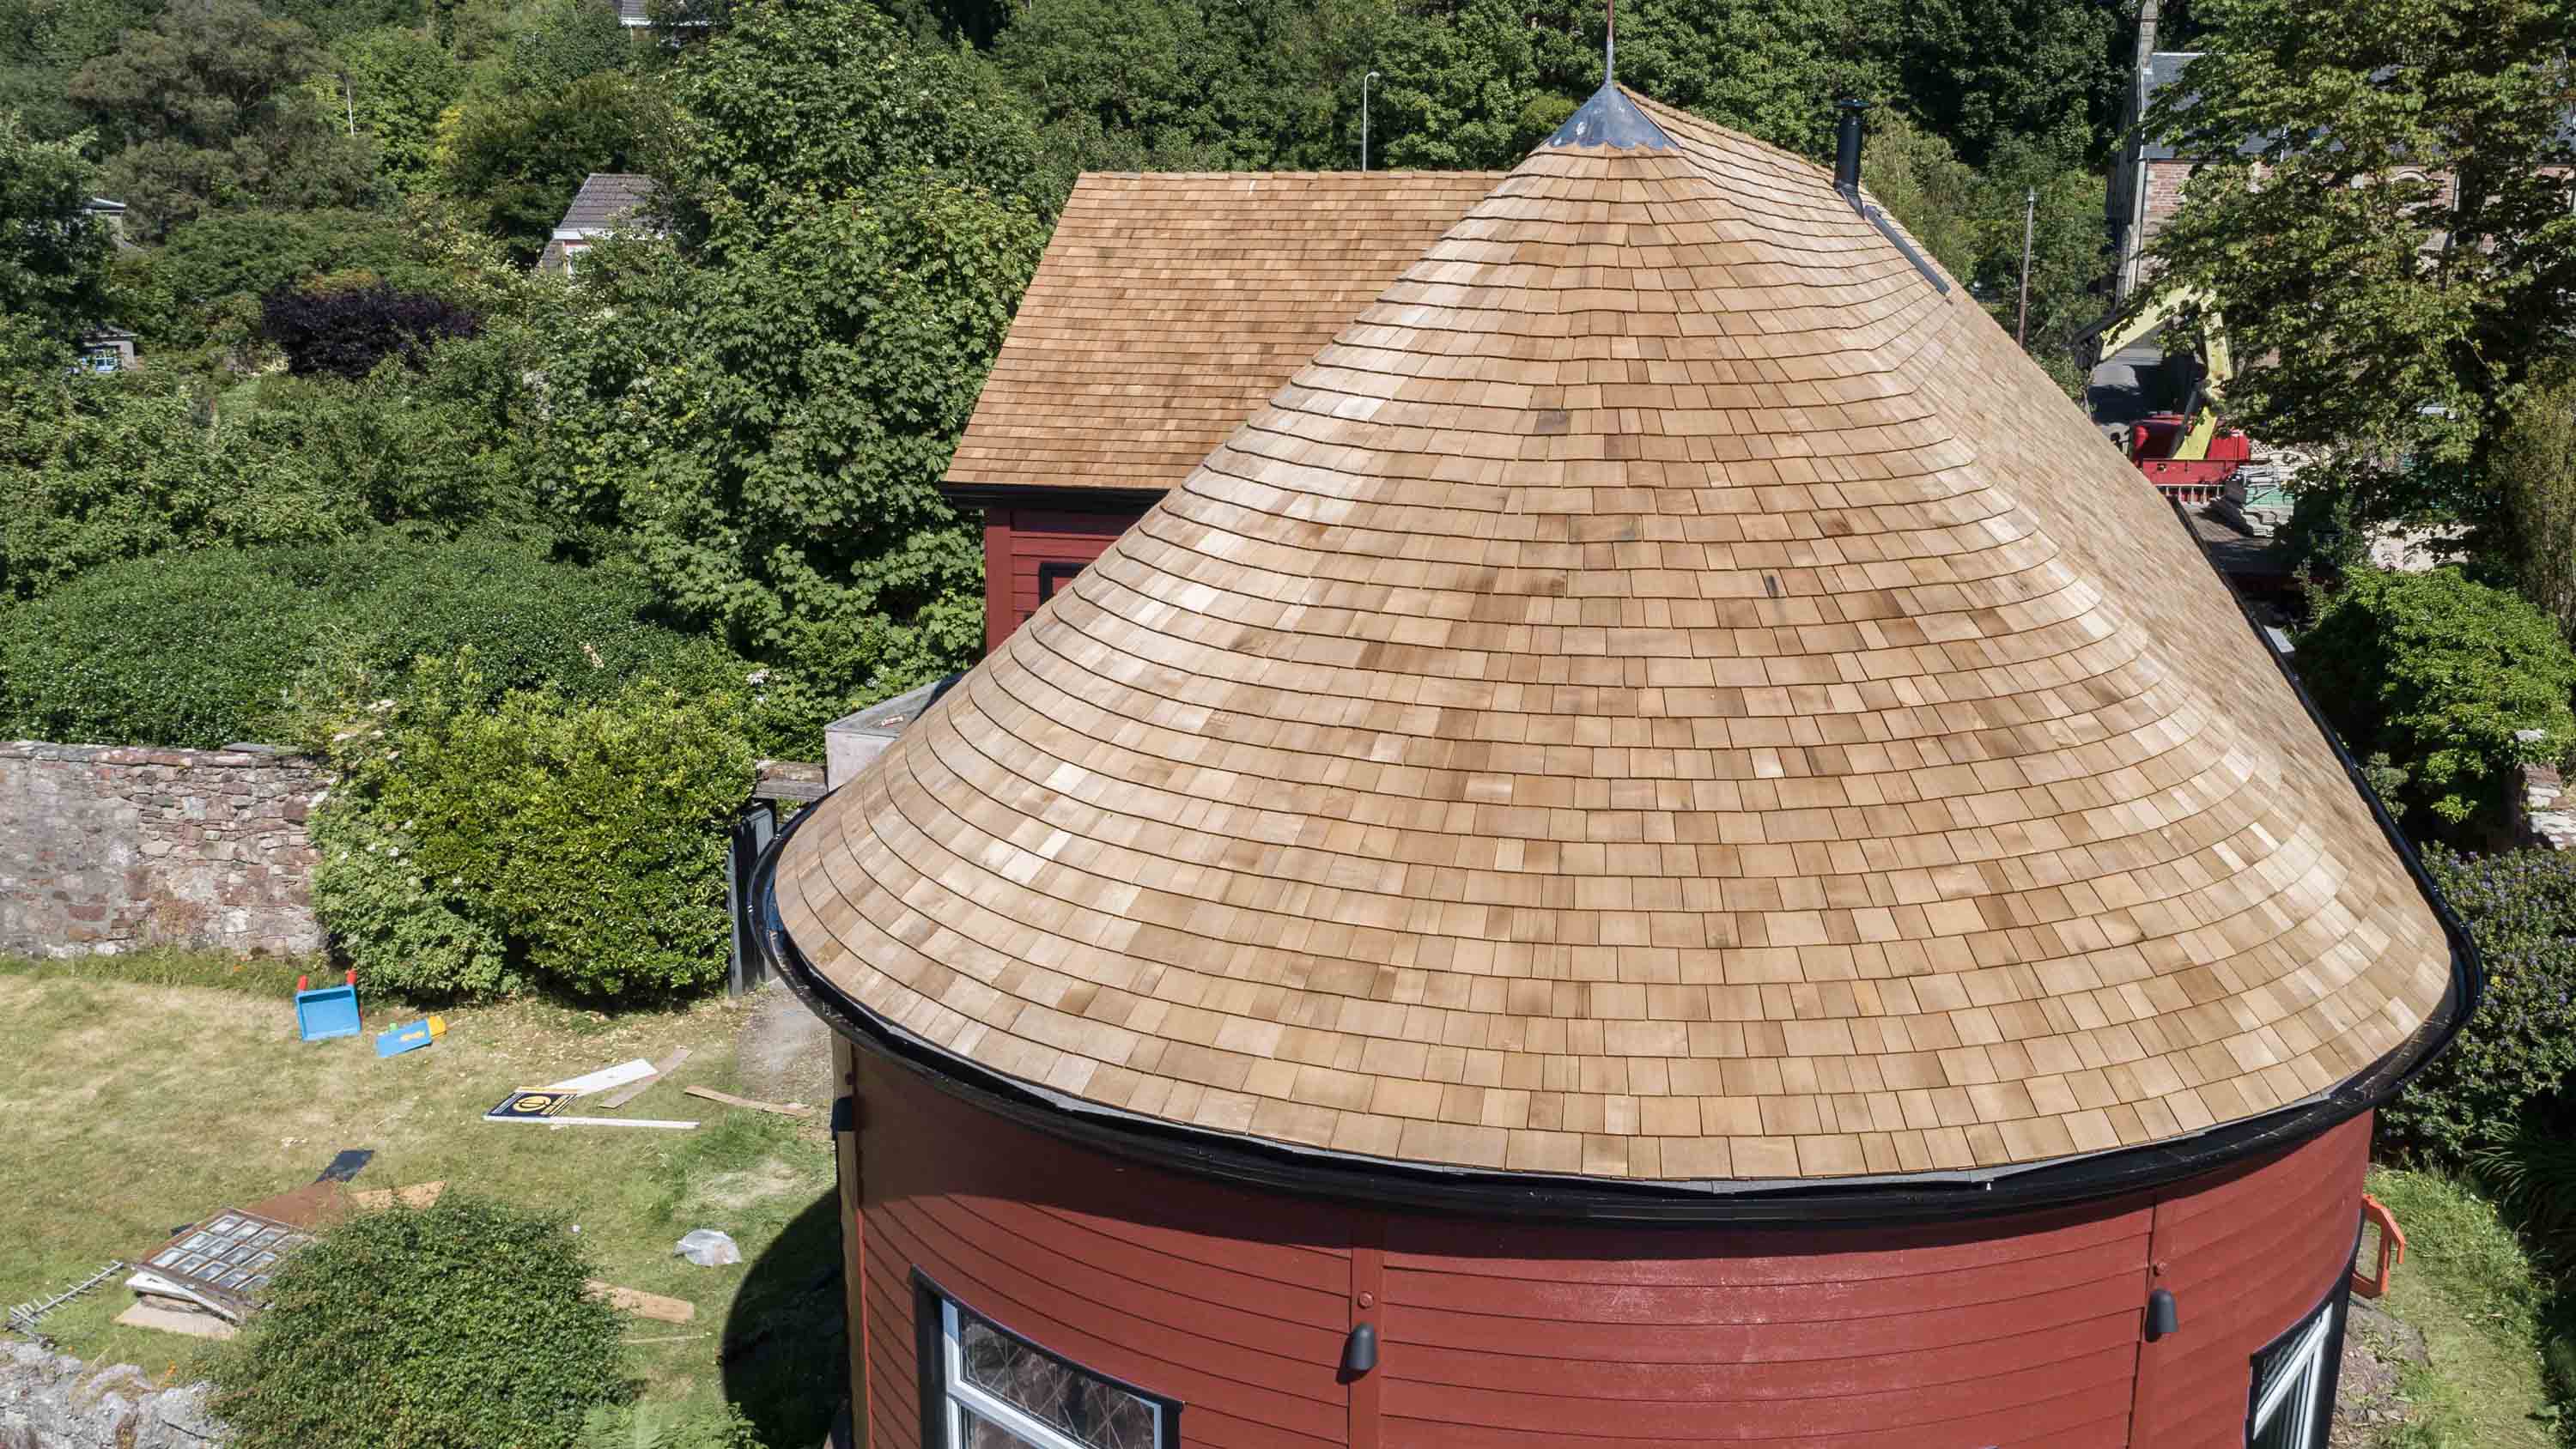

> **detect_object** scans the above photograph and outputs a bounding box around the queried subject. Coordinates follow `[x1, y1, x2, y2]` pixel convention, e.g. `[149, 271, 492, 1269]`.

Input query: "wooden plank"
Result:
[598, 1046, 692, 1109]
[542, 1058, 658, 1094]
[350, 1181, 447, 1211]
[482, 1115, 697, 1130]
[587, 1280, 697, 1324]
[116, 1302, 237, 1341]
[683, 1085, 811, 1118]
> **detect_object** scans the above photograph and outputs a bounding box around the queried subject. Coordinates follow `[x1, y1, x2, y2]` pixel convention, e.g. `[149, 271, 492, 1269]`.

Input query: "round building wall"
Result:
[853, 1054, 2369, 1449]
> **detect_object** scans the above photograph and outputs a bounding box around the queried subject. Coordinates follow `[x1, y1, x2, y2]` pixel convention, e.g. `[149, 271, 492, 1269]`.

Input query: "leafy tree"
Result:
[2139, 0, 2576, 536]
[336, 25, 463, 191]
[0, 0, 155, 139]
[538, 180, 1044, 696]
[2492, 372, 2576, 641]
[1898, 0, 2123, 166]
[1367, 0, 1901, 169]
[69, 0, 376, 237]
[0, 110, 113, 340]
[2297, 566, 2576, 828]
[259, 0, 423, 44]
[435, 71, 661, 262]
[666, 0, 1052, 233]
[495, 0, 629, 95]
[994, 0, 1226, 172]
[261, 279, 480, 378]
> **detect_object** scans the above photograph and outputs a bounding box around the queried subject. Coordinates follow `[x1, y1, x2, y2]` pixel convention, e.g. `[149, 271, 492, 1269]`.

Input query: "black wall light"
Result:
[1340, 1323, 1378, 1376]
[2146, 1288, 2181, 1341]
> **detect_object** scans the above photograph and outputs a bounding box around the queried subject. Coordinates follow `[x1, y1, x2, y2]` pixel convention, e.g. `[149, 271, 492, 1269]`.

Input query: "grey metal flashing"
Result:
[1544, 82, 1676, 152]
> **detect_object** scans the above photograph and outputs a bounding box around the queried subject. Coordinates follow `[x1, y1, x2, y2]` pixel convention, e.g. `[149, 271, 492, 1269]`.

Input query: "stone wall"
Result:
[0, 742, 326, 959]
[0, 1343, 224, 1449]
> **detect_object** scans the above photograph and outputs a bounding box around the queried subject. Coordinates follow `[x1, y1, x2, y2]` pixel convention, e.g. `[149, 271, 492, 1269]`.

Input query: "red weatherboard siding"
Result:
[858, 1053, 2371, 1448]
[976, 505, 1142, 652]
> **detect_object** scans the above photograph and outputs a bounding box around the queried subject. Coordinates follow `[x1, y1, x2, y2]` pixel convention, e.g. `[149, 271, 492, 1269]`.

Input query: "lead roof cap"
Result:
[777, 89, 2453, 1185]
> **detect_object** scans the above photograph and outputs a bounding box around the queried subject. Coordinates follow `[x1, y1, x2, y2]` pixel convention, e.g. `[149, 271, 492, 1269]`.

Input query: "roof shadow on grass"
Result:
[720, 1185, 847, 1446]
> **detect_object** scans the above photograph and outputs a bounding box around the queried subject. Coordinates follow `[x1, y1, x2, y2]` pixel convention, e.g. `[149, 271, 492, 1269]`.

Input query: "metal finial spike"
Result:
[1605, 0, 1615, 85]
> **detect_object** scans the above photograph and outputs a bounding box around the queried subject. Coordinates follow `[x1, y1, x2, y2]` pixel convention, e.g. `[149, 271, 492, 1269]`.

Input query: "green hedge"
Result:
[0, 532, 787, 750]
[312, 658, 756, 999]
[213, 1197, 629, 1449]
[2390, 846, 2576, 1162]
[2297, 566, 2576, 828]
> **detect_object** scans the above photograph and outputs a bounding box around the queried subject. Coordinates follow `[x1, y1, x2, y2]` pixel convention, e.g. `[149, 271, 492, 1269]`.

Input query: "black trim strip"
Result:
[760, 505, 2477, 1225]
[942, 482, 1169, 512]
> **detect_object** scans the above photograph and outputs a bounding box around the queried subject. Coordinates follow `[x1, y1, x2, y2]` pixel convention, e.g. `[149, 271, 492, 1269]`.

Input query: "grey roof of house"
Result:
[2140, 52, 2273, 161]
[617, 0, 647, 21]
[556, 173, 658, 233]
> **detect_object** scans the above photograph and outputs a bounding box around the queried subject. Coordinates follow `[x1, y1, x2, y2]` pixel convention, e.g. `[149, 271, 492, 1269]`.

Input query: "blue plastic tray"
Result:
[296, 984, 361, 1042]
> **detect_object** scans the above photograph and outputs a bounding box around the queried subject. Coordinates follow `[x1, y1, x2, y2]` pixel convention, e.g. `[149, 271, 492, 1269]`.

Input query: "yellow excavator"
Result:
[2093, 286, 2251, 495]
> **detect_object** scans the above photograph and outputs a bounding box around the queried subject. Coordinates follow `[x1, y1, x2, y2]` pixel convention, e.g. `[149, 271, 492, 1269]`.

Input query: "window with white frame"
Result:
[2247, 1285, 2347, 1448]
[923, 1286, 1176, 1449]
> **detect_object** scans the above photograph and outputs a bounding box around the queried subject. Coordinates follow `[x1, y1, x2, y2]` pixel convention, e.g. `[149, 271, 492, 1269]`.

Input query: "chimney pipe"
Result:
[1834, 100, 1869, 197]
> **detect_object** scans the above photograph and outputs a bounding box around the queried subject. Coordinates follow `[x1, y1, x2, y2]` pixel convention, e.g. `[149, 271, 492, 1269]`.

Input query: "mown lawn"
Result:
[2366, 1167, 2570, 1448]
[0, 956, 843, 1446]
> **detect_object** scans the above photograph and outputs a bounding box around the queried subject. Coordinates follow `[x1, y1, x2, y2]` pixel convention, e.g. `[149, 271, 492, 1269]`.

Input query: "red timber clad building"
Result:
[941, 167, 1500, 651]
[765, 83, 2475, 1449]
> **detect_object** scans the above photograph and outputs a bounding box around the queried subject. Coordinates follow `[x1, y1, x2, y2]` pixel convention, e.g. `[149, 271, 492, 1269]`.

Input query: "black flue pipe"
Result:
[1833, 100, 1868, 195]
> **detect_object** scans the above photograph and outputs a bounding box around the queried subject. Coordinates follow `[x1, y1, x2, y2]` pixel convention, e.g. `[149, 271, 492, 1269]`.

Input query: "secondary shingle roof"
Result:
[556, 173, 656, 233]
[944, 170, 1503, 495]
[780, 89, 2454, 1184]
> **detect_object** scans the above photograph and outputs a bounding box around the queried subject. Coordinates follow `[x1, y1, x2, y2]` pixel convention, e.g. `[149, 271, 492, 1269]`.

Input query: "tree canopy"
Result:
[2141, 0, 2576, 526]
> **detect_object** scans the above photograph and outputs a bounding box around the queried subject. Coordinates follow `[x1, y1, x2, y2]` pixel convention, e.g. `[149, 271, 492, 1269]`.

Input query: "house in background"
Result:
[541, 173, 659, 276]
[941, 169, 1501, 652]
[76, 198, 139, 373]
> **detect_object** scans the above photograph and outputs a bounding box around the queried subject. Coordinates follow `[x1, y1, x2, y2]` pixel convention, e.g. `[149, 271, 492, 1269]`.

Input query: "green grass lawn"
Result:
[2366, 1166, 2571, 1448]
[0, 959, 843, 1446]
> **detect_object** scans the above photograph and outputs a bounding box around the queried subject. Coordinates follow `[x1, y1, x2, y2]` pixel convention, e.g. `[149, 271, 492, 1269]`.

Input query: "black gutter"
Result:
[753, 505, 2478, 1226]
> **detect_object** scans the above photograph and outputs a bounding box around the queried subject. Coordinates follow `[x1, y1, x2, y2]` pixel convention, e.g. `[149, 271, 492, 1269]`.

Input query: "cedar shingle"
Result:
[780, 91, 2453, 1183]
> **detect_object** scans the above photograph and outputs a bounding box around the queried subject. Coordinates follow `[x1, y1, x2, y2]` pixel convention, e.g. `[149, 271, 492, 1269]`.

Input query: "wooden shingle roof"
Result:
[781, 91, 2454, 1184]
[944, 170, 1503, 496]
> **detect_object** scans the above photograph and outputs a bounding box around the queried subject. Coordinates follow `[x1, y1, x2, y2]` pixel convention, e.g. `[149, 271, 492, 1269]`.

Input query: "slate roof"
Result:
[943, 169, 1503, 496]
[2140, 52, 2282, 161]
[779, 88, 2454, 1185]
[556, 173, 657, 234]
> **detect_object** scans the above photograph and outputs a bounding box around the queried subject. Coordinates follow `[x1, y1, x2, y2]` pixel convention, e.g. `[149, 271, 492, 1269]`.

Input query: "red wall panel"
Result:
[857, 1052, 2372, 1449]
[979, 506, 1142, 653]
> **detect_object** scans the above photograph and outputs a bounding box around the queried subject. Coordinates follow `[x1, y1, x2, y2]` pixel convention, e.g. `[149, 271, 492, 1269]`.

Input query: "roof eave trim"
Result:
[755, 502, 2479, 1227]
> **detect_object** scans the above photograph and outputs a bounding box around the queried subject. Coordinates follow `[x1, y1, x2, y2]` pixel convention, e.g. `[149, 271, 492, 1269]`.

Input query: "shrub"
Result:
[0, 547, 327, 747]
[213, 1197, 629, 1449]
[261, 281, 481, 380]
[2386, 846, 2576, 1162]
[313, 658, 756, 998]
[0, 533, 746, 749]
[2295, 567, 2576, 827]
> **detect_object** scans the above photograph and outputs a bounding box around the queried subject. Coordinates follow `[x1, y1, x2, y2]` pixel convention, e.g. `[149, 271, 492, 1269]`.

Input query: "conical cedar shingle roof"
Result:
[775, 89, 2454, 1183]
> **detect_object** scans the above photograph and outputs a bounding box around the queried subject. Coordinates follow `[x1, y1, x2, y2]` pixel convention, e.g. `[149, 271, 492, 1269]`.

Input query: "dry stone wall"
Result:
[0, 1343, 225, 1449]
[0, 742, 325, 959]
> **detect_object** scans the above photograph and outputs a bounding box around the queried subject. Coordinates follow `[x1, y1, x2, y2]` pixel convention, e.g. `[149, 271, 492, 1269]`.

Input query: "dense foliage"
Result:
[213, 1197, 629, 1449]
[2297, 567, 2576, 828]
[0, 111, 113, 338]
[540, 181, 1042, 694]
[2491, 373, 2576, 643]
[0, 533, 758, 749]
[2140, 0, 2576, 541]
[261, 280, 482, 378]
[312, 658, 757, 998]
[2391, 847, 2576, 1163]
